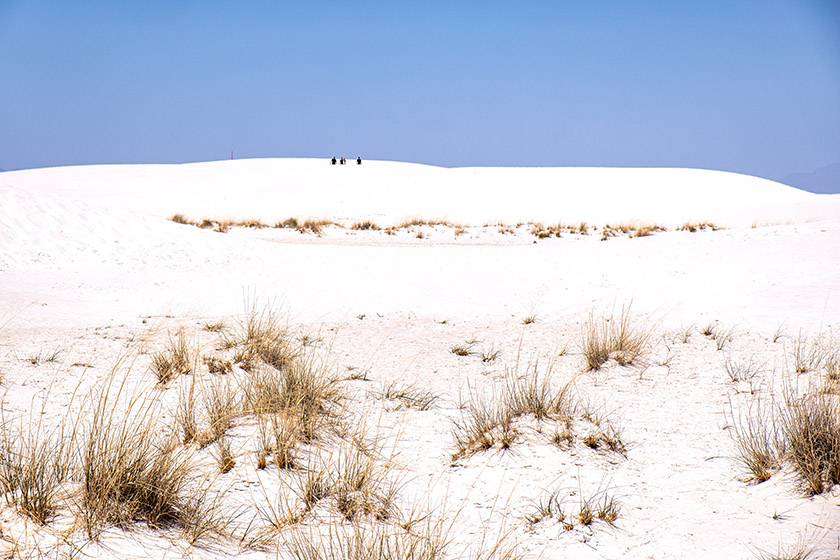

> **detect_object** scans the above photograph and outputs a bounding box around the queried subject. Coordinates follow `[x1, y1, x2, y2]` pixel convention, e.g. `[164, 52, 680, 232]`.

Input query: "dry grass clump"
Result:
[450, 341, 477, 357]
[526, 485, 620, 529]
[275, 217, 300, 229]
[284, 521, 449, 560]
[271, 217, 337, 234]
[298, 219, 337, 235]
[201, 377, 239, 444]
[170, 213, 197, 226]
[79, 377, 199, 537]
[730, 400, 783, 483]
[677, 221, 720, 232]
[699, 321, 735, 350]
[214, 437, 236, 474]
[379, 382, 439, 410]
[242, 364, 341, 448]
[0, 422, 73, 524]
[754, 538, 816, 560]
[393, 218, 455, 230]
[631, 223, 666, 238]
[151, 330, 193, 384]
[725, 355, 765, 383]
[203, 320, 226, 332]
[791, 333, 835, 374]
[324, 445, 397, 522]
[257, 412, 299, 470]
[600, 222, 666, 240]
[27, 348, 61, 365]
[452, 366, 590, 461]
[204, 355, 233, 374]
[527, 222, 593, 239]
[235, 305, 298, 371]
[480, 345, 501, 363]
[350, 220, 380, 231]
[731, 384, 840, 494]
[779, 392, 840, 495]
[581, 305, 652, 370]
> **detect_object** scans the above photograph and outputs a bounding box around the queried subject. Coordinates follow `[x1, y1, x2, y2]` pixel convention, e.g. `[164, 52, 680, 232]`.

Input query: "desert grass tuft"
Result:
[480, 345, 501, 363]
[779, 391, 840, 495]
[792, 333, 831, 374]
[27, 348, 61, 365]
[198, 377, 239, 446]
[284, 521, 449, 560]
[215, 437, 236, 474]
[350, 220, 380, 231]
[237, 304, 298, 371]
[449, 341, 476, 357]
[725, 355, 765, 383]
[203, 320, 226, 333]
[151, 329, 193, 384]
[581, 305, 651, 370]
[170, 213, 197, 226]
[379, 382, 439, 410]
[0, 421, 74, 524]
[677, 221, 720, 232]
[204, 355, 233, 374]
[527, 484, 620, 529]
[730, 400, 783, 483]
[79, 373, 202, 537]
[452, 366, 578, 461]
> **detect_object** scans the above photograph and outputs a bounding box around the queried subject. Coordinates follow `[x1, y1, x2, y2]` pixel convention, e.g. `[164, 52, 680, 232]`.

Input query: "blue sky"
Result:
[1, 1, 838, 183]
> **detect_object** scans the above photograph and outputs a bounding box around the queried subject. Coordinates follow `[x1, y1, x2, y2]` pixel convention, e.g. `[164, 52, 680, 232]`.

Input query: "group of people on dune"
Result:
[331, 156, 361, 165]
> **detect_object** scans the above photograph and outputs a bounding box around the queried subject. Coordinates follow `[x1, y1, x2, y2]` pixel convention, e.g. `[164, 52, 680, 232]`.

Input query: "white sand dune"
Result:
[3, 158, 839, 228]
[0, 159, 838, 559]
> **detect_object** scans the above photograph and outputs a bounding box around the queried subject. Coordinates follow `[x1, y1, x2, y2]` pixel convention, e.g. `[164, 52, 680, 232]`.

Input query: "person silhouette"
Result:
[357, 157, 362, 165]
[331, 156, 336, 165]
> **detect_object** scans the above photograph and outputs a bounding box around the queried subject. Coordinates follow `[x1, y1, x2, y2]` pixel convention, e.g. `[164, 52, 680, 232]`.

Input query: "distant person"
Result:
[357, 157, 362, 165]
[340, 157, 346, 165]
[331, 156, 336, 165]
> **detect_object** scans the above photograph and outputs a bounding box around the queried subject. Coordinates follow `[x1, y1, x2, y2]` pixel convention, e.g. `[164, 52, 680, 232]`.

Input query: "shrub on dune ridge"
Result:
[677, 221, 720, 232]
[351, 220, 380, 231]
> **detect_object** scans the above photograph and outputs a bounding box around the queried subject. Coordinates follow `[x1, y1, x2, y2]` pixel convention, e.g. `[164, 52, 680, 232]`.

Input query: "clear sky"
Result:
[1, 0, 838, 183]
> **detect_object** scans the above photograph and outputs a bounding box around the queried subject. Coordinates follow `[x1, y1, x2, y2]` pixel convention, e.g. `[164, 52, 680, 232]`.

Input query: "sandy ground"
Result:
[0, 159, 839, 559]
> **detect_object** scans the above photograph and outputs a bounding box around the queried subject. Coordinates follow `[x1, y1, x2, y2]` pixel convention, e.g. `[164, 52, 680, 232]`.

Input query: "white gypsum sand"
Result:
[0, 159, 838, 559]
